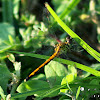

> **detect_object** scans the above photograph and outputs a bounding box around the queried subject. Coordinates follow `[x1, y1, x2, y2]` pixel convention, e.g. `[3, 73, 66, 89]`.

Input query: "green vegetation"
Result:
[0, 0, 100, 100]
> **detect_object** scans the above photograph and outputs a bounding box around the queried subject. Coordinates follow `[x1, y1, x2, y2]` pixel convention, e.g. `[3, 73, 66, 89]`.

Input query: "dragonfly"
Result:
[25, 36, 72, 81]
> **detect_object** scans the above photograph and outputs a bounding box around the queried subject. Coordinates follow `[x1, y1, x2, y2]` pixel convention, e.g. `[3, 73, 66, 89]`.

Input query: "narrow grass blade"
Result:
[9, 51, 100, 77]
[59, 0, 80, 20]
[76, 86, 81, 100]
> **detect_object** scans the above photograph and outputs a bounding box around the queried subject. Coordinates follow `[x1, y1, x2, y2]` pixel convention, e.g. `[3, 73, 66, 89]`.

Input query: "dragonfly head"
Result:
[66, 36, 72, 45]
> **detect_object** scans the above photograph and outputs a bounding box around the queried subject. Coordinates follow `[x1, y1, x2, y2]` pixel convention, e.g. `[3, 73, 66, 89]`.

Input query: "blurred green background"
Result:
[0, 0, 100, 100]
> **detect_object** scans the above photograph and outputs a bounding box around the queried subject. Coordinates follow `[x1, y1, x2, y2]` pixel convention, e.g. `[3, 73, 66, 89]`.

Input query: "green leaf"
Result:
[59, 95, 71, 100]
[13, 0, 20, 19]
[8, 53, 15, 62]
[60, 65, 77, 93]
[36, 84, 67, 99]
[17, 80, 50, 97]
[0, 45, 12, 53]
[89, 79, 100, 85]
[8, 35, 14, 45]
[33, 74, 46, 80]
[0, 53, 7, 60]
[67, 65, 77, 78]
[13, 62, 21, 78]
[0, 23, 15, 53]
[60, 74, 74, 93]
[76, 86, 81, 100]
[45, 61, 67, 87]
[0, 86, 6, 100]
[0, 23, 15, 43]
[0, 63, 11, 93]
[61, 74, 75, 85]
[12, 84, 66, 99]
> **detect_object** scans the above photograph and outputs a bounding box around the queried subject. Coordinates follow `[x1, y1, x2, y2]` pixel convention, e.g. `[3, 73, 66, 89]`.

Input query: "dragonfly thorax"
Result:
[54, 41, 71, 55]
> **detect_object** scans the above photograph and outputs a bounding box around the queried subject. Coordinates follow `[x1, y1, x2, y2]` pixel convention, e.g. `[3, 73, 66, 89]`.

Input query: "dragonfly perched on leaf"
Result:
[24, 36, 78, 81]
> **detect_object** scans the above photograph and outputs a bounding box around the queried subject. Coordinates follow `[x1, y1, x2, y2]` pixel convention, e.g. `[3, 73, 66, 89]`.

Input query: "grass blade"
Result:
[9, 51, 100, 77]
[59, 0, 80, 20]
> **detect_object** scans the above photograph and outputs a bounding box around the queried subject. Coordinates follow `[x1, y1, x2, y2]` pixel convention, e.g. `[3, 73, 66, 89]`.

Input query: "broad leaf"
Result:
[0, 63, 11, 93]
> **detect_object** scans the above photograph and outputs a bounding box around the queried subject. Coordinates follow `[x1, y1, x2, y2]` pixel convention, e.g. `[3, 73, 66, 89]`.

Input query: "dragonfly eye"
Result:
[66, 36, 72, 44]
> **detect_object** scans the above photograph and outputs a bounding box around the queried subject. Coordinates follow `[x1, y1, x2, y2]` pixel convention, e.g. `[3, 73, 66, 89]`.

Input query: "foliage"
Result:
[0, 0, 100, 100]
